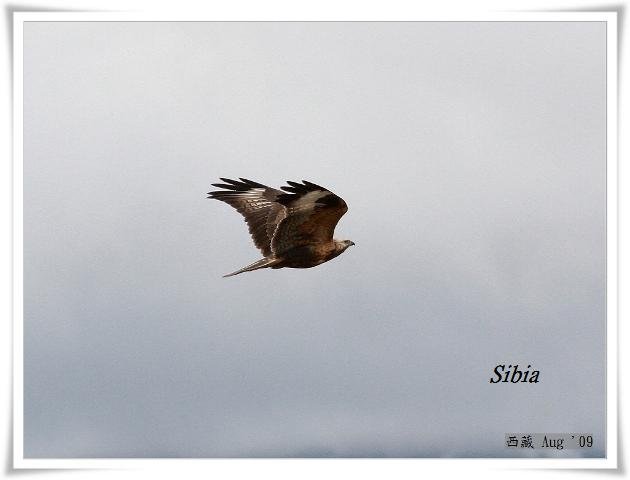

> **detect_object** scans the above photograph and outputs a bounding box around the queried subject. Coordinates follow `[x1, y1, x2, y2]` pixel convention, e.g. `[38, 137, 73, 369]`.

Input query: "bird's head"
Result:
[335, 239, 356, 253]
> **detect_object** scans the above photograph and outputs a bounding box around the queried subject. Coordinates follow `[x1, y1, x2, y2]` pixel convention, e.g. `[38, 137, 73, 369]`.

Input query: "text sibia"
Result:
[489, 364, 540, 383]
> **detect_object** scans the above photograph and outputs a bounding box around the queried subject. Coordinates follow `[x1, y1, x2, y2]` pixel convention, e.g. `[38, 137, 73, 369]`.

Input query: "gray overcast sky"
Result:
[23, 21, 606, 457]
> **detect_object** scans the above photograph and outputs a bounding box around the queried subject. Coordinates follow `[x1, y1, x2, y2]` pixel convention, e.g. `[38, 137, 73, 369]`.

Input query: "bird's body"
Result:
[207, 178, 354, 277]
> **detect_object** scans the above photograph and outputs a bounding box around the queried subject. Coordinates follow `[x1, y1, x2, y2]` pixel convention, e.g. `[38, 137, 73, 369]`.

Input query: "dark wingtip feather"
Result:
[210, 177, 268, 192]
[212, 183, 241, 190]
[219, 177, 240, 184]
[281, 179, 327, 195]
[239, 178, 267, 188]
[302, 180, 325, 190]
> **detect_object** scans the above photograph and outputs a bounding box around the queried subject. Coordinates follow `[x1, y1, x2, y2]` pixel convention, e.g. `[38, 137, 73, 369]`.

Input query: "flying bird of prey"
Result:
[208, 178, 354, 277]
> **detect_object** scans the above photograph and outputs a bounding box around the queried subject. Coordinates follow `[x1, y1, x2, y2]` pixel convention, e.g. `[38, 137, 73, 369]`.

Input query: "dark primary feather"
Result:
[211, 177, 267, 191]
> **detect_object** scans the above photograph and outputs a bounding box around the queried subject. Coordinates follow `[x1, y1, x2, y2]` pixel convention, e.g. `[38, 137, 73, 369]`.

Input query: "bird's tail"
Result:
[223, 257, 281, 278]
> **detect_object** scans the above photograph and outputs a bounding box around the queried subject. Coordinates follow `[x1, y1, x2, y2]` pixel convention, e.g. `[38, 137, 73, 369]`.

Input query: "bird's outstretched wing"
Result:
[271, 180, 348, 255]
[208, 178, 286, 256]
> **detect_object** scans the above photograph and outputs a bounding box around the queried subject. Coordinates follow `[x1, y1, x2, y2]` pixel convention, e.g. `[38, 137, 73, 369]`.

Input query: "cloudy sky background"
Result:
[23, 21, 606, 457]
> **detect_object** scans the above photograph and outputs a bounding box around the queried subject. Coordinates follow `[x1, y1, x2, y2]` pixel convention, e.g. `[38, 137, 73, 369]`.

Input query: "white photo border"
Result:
[12, 10, 618, 471]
